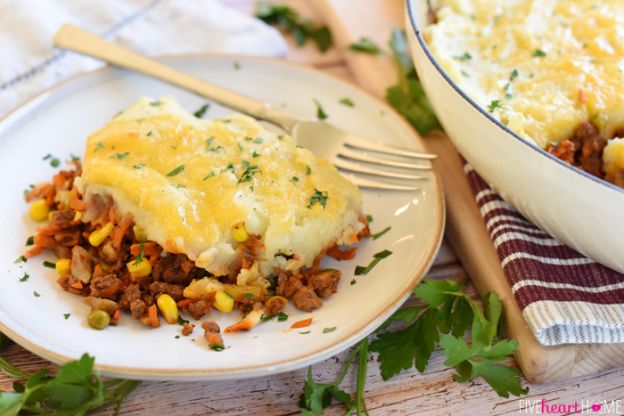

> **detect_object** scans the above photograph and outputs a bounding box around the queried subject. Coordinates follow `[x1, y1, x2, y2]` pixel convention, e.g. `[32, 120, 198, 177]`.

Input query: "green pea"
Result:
[88, 309, 110, 330]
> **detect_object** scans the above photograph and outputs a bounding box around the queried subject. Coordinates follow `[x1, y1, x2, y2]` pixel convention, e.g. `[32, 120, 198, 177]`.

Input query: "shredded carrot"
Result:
[70, 198, 87, 212]
[111, 309, 122, 326]
[112, 215, 132, 248]
[290, 317, 313, 329]
[205, 333, 223, 347]
[25, 246, 44, 258]
[177, 299, 192, 308]
[69, 281, 83, 290]
[147, 304, 160, 328]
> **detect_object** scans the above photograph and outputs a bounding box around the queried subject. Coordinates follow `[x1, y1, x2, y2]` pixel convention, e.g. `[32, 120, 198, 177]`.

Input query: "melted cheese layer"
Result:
[80, 97, 364, 278]
[425, 0, 624, 148]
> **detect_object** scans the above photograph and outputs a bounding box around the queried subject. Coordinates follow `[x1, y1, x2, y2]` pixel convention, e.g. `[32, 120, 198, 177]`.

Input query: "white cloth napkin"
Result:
[0, 0, 288, 116]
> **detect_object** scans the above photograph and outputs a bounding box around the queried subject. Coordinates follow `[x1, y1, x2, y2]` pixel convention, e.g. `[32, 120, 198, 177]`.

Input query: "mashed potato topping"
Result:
[78, 97, 365, 282]
[425, 0, 624, 157]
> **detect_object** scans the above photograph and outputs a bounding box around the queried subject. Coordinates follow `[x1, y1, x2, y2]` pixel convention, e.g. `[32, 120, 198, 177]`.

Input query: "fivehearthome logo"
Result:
[519, 399, 622, 414]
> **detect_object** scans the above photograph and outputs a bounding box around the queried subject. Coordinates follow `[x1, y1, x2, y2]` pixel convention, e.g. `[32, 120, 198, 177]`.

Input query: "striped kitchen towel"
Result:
[464, 164, 624, 346]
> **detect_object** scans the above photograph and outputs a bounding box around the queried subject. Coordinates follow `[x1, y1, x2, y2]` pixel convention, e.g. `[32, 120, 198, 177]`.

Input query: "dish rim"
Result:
[0, 53, 445, 380]
[406, 0, 624, 195]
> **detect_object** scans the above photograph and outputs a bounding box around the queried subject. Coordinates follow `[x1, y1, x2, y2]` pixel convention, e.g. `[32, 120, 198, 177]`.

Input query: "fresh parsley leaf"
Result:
[244, 293, 254, 300]
[299, 331, 311, 335]
[305, 165, 312, 175]
[114, 152, 129, 160]
[150, 99, 162, 106]
[134, 244, 145, 265]
[210, 344, 225, 351]
[33, 291, 40, 297]
[13, 255, 26, 264]
[50, 158, 60, 168]
[371, 226, 391, 240]
[366, 214, 373, 223]
[277, 312, 289, 322]
[386, 28, 441, 135]
[19, 273, 29, 282]
[349, 37, 381, 54]
[354, 249, 392, 275]
[314, 99, 328, 120]
[509, 69, 519, 81]
[322, 327, 337, 334]
[254, 137, 264, 144]
[193, 103, 210, 118]
[533, 49, 546, 57]
[339, 97, 355, 107]
[487, 100, 503, 112]
[453, 52, 472, 61]
[260, 314, 275, 322]
[177, 316, 189, 326]
[252, 151, 260, 158]
[237, 161, 260, 184]
[174, 335, 180, 339]
[203, 172, 215, 180]
[256, 3, 333, 52]
[25, 236, 34, 246]
[166, 165, 185, 177]
[63, 313, 71, 320]
[43, 260, 55, 269]
[307, 189, 328, 209]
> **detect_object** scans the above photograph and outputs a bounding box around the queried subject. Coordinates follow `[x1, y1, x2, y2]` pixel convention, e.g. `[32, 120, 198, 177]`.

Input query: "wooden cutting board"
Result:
[314, 0, 624, 384]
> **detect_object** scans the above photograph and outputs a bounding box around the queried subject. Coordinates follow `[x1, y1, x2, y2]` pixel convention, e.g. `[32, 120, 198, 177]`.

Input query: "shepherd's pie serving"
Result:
[425, 0, 624, 186]
[24, 97, 369, 342]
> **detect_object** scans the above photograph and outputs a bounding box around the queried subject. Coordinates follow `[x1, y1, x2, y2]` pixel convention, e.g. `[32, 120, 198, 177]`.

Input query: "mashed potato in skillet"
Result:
[78, 97, 366, 285]
[425, 0, 624, 183]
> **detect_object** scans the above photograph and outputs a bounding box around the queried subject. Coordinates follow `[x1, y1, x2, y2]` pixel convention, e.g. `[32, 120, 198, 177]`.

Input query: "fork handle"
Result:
[53, 24, 298, 131]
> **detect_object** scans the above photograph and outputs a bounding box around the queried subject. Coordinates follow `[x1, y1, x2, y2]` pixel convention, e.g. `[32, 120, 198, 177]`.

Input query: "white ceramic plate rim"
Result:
[406, 0, 624, 196]
[0, 54, 445, 380]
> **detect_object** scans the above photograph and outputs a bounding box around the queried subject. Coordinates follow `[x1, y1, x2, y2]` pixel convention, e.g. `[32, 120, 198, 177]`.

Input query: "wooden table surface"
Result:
[3, 1, 624, 415]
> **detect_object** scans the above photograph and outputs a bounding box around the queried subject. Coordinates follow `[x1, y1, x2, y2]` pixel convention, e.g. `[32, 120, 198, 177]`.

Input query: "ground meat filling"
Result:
[25, 162, 370, 328]
[546, 122, 607, 180]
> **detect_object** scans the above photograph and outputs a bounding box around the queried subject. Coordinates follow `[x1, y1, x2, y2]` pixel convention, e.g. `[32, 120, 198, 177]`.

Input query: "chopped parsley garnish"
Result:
[487, 100, 503, 112]
[150, 100, 162, 106]
[206, 137, 222, 152]
[314, 99, 328, 120]
[252, 151, 260, 158]
[114, 152, 130, 160]
[277, 312, 289, 322]
[166, 165, 185, 177]
[210, 344, 225, 351]
[533, 49, 546, 57]
[339, 97, 355, 107]
[234, 61, 241, 70]
[193, 103, 210, 118]
[177, 316, 189, 326]
[453, 52, 472, 61]
[175, 335, 180, 339]
[20, 273, 30, 282]
[134, 244, 145, 265]
[299, 331, 311, 335]
[244, 293, 255, 300]
[50, 158, 60, 167]
[305, 165, 311, 175]
[238, 160, 260, 183]
[307, 189, 328, 209]
[223, 163, 236, 174]
[95, 142, 104, 151]
[63, 313, 71, 320]
[14, 255, 26, 264]
[366, 214, 373, 223]
[43, 260, 56, 269]
[292, 176, 299, 182]
[350, 279, 357, 285]
[42, 154, 52, 161]
[372, 226, 391, 240]
[355, 249, 393, 276]
[133, 163, 145, 169]
[238, 143, 244, 152]
[256, 3, 332, 52]
[254, 137, 264, 144]
[33, 290, 40, 297]
[203, 171, 216, 180]
[26, 236, 34, 246]
[322, 326, 337, 334]
[509, 69, 519, 81]
[261, 315, 275, 322]
[349, 37, 381, 54]
[70, 154, 80, 161]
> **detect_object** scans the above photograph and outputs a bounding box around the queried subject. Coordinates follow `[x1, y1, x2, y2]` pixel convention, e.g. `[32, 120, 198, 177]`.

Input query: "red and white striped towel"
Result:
[464, 164, 624, 346]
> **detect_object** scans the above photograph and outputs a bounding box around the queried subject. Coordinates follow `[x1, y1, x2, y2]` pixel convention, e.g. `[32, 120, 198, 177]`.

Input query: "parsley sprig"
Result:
[385, 29, 441, 135]
[0, 346, 140, 415]
[370, 279, 528, 398]
[349, 37, 381, 54]
[256, 3, 332, 52]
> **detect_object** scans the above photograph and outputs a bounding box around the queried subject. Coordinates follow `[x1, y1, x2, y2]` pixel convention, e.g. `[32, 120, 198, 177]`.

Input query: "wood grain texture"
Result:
[3, 1, 624, 415]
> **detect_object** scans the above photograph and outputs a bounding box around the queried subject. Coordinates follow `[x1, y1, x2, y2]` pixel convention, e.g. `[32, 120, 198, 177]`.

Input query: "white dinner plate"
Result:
[0, 55, 444, 380]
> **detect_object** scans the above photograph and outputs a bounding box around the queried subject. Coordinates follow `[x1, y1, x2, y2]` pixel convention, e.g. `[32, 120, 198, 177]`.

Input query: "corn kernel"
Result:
[55, 258, 71, 276]
[88, 222, 114, 247]
[127, 258, 152, 280]
[231, 222, 248, 242]
[156, 294, 179, 324]
[133, 225, 147, 242]
[29, 199, 49, 222]
[214, 291, 234, 313]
